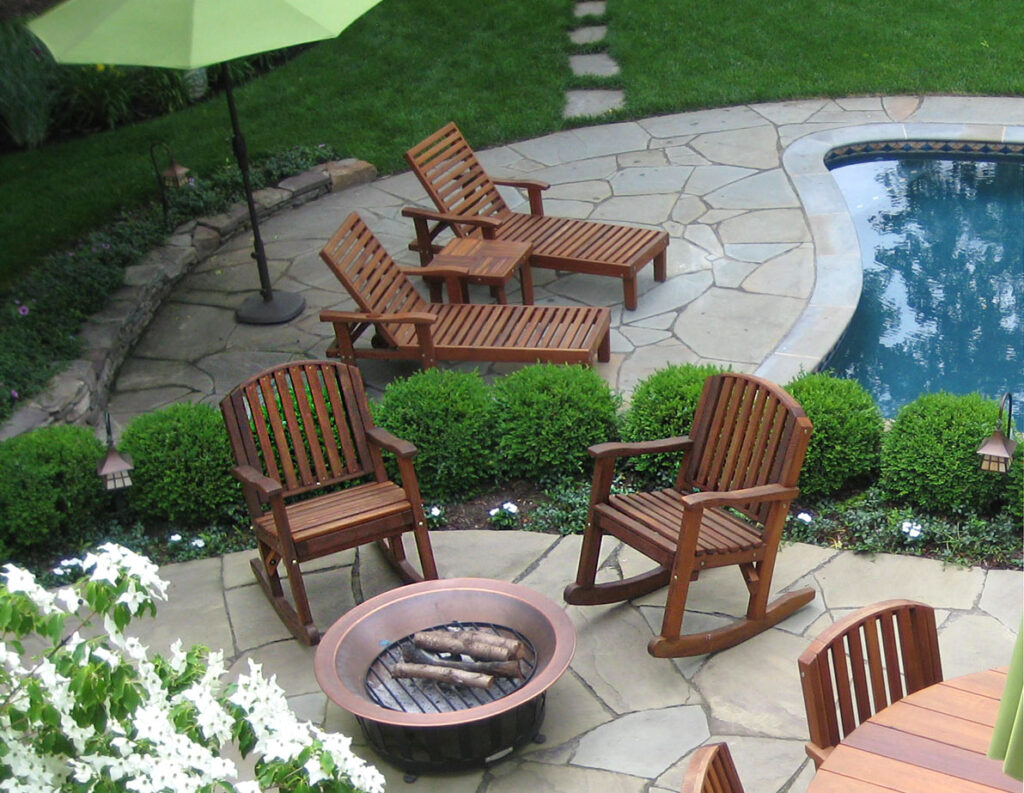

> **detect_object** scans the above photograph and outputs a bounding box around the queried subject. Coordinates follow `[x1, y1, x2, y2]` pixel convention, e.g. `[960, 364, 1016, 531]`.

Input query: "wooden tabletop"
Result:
[808, 668, 1017, 793]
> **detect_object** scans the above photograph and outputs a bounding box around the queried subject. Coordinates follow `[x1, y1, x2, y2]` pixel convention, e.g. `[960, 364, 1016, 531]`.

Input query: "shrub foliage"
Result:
[879, 392, 1008, 515]
[786, 371, 884, 499]
[491, 364, 620, 483]
[372, 368, 497, 502]
[119, 402, 240, 526]
[0, 424, 107, 556]
[620, 363, 723, 485]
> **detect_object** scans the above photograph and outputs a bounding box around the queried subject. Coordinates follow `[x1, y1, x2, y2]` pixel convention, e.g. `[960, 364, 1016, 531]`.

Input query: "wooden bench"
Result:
[404, 122, 669, 310]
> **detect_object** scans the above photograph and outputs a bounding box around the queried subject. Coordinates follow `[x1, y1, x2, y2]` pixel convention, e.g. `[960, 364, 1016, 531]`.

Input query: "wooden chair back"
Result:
[220, 360, 386, 507]
[798, 599, 943, 767]
[404, 121, 511, 231]
[680, 742, 746, 793]
[681, 373, 811, 526]
[320, 213, 429, 346]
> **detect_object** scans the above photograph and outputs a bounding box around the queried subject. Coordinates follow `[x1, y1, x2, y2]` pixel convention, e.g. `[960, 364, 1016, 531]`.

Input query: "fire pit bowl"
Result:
[314, 577, 576, 774]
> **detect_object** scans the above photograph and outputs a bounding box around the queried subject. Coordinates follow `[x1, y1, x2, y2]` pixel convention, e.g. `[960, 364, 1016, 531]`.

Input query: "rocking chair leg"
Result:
[375, 537, 427, 584]
[249, 556, 320, 646]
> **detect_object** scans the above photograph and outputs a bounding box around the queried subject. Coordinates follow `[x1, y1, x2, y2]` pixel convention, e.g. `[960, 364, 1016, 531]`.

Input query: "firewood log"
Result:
[402, 645, 524, 679]
[392, 662, 493, 689]
[413, 631, 513, 661]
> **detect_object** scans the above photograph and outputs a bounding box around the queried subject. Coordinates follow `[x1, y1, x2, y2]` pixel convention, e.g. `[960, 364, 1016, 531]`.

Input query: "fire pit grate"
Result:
[365, 621, 537, 714]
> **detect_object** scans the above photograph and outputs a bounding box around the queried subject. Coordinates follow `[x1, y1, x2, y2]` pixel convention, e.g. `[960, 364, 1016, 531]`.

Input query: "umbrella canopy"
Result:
[28, 0, 382, 69]
[29, 0, 384, 324]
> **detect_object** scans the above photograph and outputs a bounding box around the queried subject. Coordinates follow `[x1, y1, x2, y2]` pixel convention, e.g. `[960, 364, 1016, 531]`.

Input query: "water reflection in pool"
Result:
[826, 156, 1023, 423]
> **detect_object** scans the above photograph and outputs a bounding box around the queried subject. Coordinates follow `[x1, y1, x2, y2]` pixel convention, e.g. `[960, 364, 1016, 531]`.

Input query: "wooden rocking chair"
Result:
[220, 360, 438, 645]
[564, 372, 815, 657]
[681, 742, 747, 793]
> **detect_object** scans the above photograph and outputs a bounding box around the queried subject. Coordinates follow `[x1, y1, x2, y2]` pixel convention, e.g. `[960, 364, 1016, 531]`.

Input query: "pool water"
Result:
[826, 156, 1023, 424]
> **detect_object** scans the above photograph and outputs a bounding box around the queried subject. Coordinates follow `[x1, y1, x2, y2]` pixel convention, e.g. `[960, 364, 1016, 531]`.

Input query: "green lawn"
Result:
[2, 0, 1022, 285]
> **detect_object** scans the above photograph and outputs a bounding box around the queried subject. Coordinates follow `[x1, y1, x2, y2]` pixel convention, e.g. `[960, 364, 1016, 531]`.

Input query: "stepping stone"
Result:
[570, 52, 620, 77]
[564, 89, 625, 119]
[570, 25, 607, 45]
[574, 1, 606, 16]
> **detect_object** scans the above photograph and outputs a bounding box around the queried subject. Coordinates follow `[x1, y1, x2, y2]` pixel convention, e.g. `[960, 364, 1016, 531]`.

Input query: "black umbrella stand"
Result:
[223, 64, 305, 325]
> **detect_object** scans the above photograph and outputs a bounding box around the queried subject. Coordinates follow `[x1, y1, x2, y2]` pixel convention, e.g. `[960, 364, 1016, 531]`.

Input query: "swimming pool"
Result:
[824, 153, 1023, 423]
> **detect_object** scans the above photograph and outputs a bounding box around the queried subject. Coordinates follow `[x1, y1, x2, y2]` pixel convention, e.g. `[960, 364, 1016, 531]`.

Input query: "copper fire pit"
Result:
[313, 578, 576, 774]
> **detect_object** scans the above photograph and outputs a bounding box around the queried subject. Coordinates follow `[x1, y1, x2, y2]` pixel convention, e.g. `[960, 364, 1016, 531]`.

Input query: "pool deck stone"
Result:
[96, 95, 1023, 790]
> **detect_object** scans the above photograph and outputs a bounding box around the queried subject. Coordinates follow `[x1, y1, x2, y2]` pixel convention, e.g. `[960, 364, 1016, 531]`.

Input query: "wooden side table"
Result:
[421, 238, 533, 304]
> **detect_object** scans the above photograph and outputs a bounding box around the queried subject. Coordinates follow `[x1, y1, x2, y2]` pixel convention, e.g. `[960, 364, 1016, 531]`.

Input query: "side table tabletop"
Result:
[424, 238, 533, 305]
[808, 667, 1018, 793]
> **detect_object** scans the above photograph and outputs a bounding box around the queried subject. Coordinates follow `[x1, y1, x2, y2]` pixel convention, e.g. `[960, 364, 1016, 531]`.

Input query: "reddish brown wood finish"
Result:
[318, 213, 610, 369]
[799, 599, 944, 768]
[806, 668, 1016, 793]
[403, 122, 669, 310]
[564, 372, 815, 657]
[220, 360, 438, 645]
[420, 237, 534, 304]
[681, 742, 747, 793]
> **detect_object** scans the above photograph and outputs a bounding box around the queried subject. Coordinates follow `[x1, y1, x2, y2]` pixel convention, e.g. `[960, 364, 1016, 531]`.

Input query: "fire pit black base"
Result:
[357, 693, 546, 774]
[314, 578, 576, 776]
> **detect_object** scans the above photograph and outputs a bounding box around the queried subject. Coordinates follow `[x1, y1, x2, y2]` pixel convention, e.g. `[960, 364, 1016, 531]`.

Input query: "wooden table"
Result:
[422, 238, 533, 305]
[808, 668, 1017, 793]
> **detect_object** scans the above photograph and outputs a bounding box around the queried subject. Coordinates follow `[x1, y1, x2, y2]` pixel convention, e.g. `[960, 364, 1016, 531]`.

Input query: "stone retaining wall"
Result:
[0, 158, 376, 441]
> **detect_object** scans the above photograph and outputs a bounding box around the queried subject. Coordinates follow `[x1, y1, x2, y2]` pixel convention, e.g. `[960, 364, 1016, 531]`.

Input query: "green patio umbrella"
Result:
[29, 0, 384, 324]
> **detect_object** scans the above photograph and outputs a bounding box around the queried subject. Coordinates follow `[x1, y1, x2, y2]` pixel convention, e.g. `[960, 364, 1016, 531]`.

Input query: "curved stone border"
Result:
[756, 117, 1024, 384]
[0, 159, 376, 441]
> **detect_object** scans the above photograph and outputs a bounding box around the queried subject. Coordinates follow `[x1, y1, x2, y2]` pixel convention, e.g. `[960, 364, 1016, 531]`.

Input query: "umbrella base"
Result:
[235, 290, 306, 325]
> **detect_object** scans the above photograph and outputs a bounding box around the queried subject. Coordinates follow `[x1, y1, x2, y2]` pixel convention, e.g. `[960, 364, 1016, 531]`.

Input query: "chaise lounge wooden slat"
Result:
[403, 121, 670, 310]
[319, 213, 611, 369]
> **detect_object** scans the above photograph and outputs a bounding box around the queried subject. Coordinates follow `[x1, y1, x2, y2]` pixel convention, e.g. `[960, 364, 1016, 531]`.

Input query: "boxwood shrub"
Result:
[0, 424, 107, 557]
[491, 364, 620, 483]
[119, 402, 240, 526]
[372, 368, 497, 503]
[620, 363, 723, 485]
[786, 371, 884, 499]
[879, 392, 1008, 515]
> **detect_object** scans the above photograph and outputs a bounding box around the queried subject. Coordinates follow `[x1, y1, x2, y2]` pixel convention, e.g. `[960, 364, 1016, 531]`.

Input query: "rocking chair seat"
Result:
[253, 482, 417, 556]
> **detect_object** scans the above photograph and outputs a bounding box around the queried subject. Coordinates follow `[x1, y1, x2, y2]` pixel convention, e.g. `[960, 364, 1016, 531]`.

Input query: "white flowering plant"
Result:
[0, 543, 384, 793]
[487, 501, 521, 530]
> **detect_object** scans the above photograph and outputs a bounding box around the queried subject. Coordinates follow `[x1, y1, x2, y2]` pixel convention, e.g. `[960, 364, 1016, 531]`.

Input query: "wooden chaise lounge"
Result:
[403, 122, 670, 310]
[319, 213, 611, 368]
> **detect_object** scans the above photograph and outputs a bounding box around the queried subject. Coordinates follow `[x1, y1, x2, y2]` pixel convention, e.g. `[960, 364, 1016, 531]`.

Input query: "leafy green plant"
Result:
[487, 500, 522, 529]
[491, 364, 620, 484]
[786, 371, 884, 499]
[879, 392, 1009, 515]
[0, 423, 107, 557]
[527, 475, 629, 535]
[1004, 446, 1023, 525]
[0, 20, 56, 148]
[372, 368, 497, 502]
[619, 363, 723, 485]
[119, 402, 240, 526]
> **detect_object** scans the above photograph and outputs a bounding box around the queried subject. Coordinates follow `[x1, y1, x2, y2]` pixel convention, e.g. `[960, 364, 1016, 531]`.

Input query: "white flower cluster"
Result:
[0, 544, 384, 793]
[901, 520, 923, 539]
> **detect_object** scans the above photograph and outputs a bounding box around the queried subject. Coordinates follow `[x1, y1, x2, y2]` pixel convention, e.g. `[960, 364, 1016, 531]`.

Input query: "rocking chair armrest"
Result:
[231, 464, 283, 498]
[401, 205, 503, 233]
[319, 309, 437, 326]
[366, 426, 418, 459]
[588, 436, 693, 460]
[680, 483, 799, 510]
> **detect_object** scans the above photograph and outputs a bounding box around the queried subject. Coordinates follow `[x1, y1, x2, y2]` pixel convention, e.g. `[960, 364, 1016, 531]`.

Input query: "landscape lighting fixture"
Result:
[97, 412, 133, 491]
[976, 393, 1017, 474]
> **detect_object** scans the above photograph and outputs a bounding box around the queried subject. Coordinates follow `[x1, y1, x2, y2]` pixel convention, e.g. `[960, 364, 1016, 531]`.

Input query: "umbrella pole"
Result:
[224, 64, 305, 325]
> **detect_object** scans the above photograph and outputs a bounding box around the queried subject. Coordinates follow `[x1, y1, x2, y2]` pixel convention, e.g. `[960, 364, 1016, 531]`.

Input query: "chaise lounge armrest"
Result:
[319, 309, 437, 326]
[365, 426, 418, 459]
[492, 178, 550, 215]
[402, 205, 503, 236]
[232, 464, 283, 497]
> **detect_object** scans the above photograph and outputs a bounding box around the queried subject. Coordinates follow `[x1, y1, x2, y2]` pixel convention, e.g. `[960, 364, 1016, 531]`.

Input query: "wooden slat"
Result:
[872, 700, 996, 754]
[818, 745, 1010, 793]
